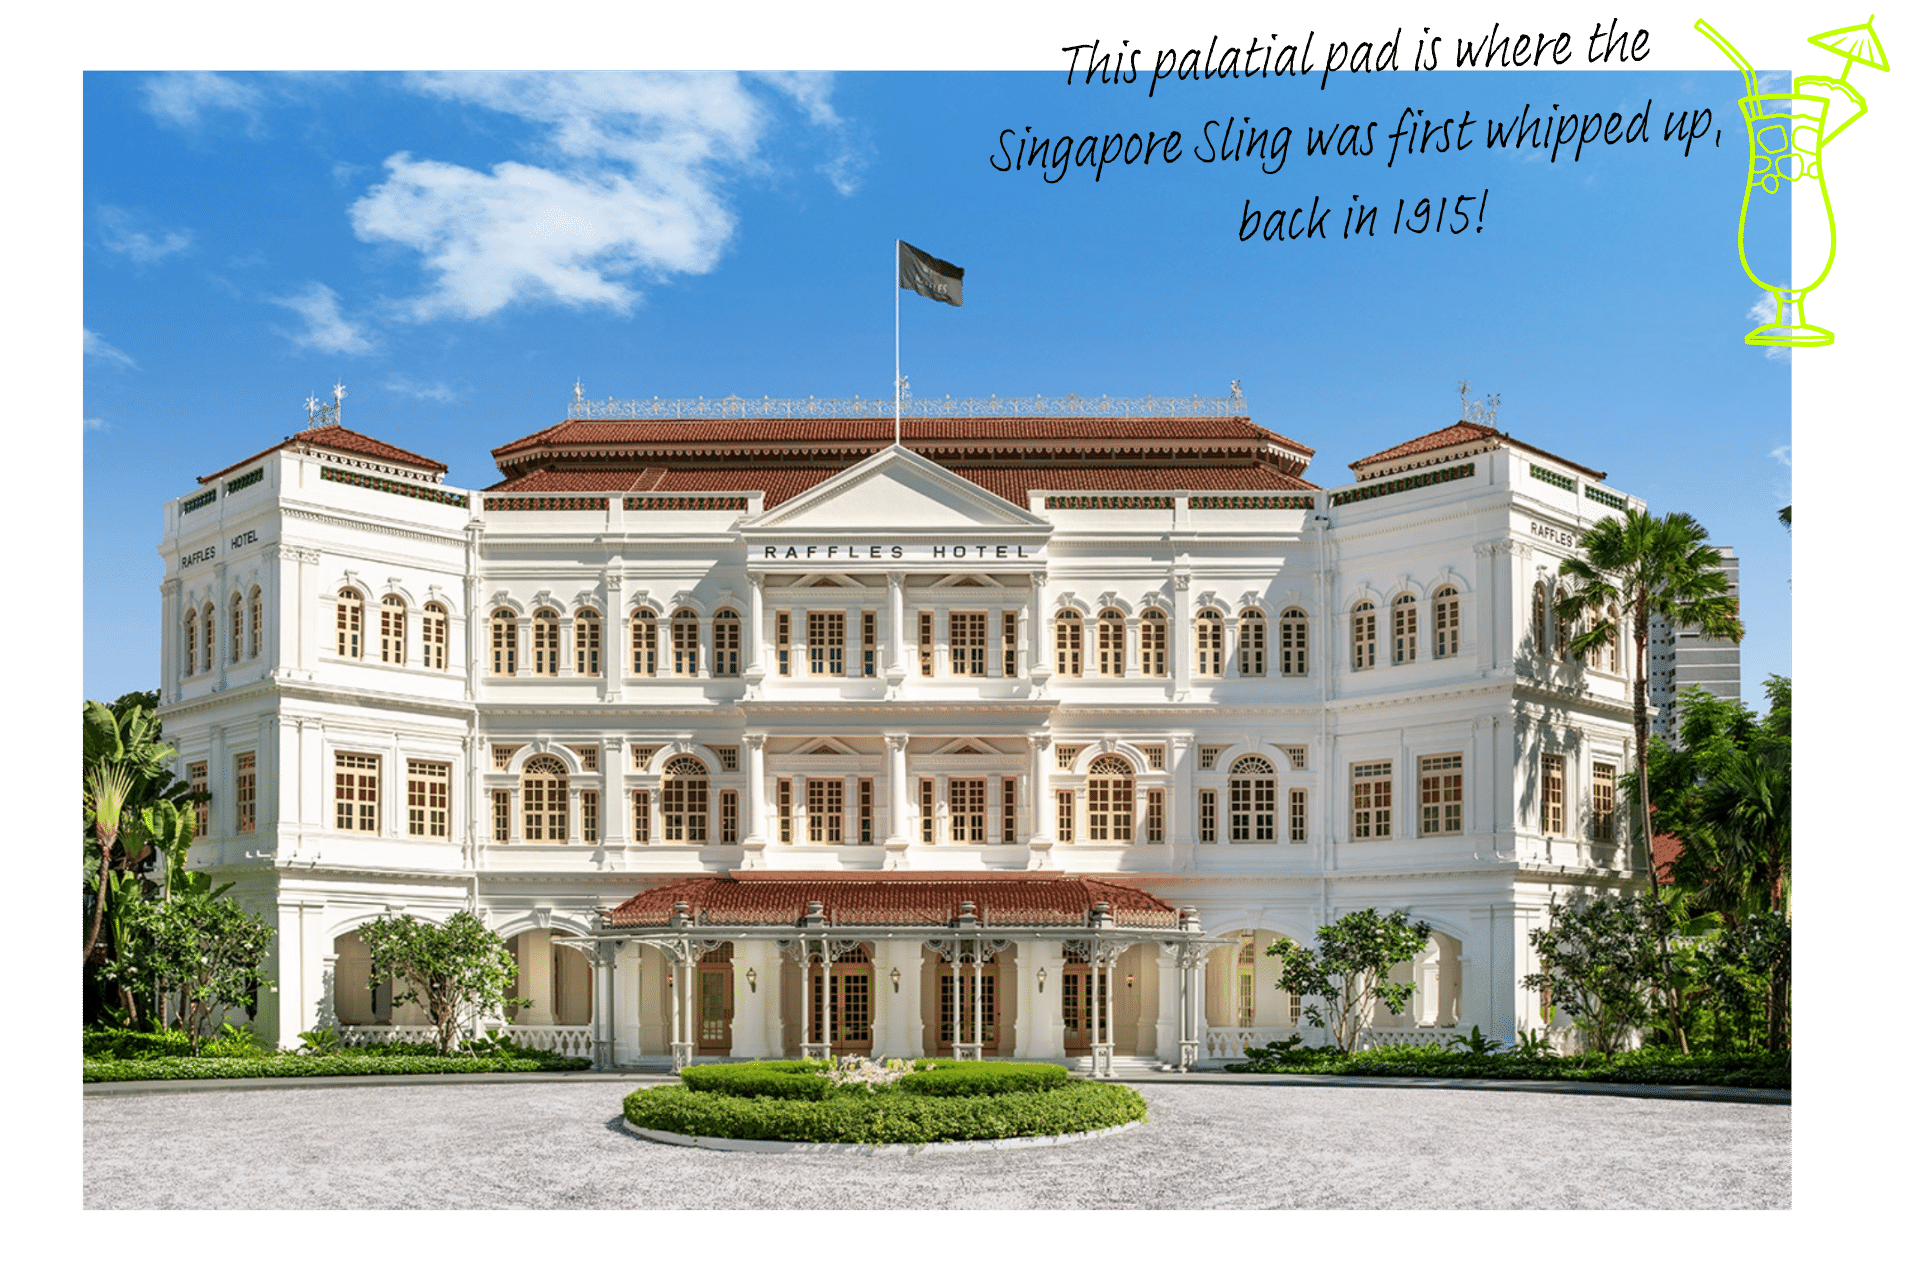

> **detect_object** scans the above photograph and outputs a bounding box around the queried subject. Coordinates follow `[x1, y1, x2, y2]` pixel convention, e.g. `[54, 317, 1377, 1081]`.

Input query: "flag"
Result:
[898, 241, 964, 307]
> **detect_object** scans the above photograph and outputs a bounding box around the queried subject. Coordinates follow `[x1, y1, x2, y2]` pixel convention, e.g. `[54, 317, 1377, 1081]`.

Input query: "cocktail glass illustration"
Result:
[1696, 18, 1888, 346]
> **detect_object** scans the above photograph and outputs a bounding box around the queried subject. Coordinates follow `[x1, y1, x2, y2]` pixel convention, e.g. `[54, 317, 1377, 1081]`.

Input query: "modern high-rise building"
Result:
[1649, 548, 1742, 746]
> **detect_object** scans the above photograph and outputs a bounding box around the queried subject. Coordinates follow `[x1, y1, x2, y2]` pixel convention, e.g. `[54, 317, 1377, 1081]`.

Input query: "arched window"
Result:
[490, 608, 518, 675]
[1228, 755, 1277, 842]
[1532, 582, 1549, 656]
[521, 755, 568, 842]
[1194, 609, 1224, 676]
[531, 608, 560, 675]
[184, 606, 199, 677]
[1096, 609, 1126, 675]
[422, 601, 448, 670]
[1238, 609, 1267, 676]
[632, 608, 658, 676]
[671, 609, 700, 676]
[1552, 585, 1570, 662]
[1053, 609, 1083, 677]
[1139, 609, 1168, 676]
[1391, 593, 1418, 665]
[1279, 608, 1309, 676]
[1433, 586, 1460, 658]
[574, 608, 602, 676]
[1603, 605, 1621, 673]
[248, 586, 262, 660]
[1086, 755, 1134, 843]
[336, 588, 364, 660]
[380, 595, 408, 665]
[230, 592, 244, 664]
[712, 608, 741, 676]
[1351, 601, 1376, 670]
[202, 604, 215, 672]
[662, 756, 709, 843]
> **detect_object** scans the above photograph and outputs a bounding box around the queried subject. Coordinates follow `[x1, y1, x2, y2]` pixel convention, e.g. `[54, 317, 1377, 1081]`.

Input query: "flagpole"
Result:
[893, 238, 901, 448]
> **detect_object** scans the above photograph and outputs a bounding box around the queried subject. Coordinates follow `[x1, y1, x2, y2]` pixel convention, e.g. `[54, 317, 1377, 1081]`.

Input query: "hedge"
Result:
[623, 1078, 1145, 1144]
[1223, 1043, 1789, 1090]
[680, 1058, 1070, 1101]
[84, 1050, 590, 1083]
[681, 1064, 835, 1100]
[897, 1062, 1069, 1097]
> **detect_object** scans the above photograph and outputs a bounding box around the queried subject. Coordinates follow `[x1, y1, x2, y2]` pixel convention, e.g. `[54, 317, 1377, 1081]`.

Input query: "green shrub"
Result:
[896, 1062, 1069, 1097]
[681, 1064, 835, 1100]
[200, 1023, 273, 1058]
[624, 1078, 1145, 1144]
[83, 1028, 193, 1060]
[1223, 1039, 1788, 1090]
[84, 1050, 590, 1083]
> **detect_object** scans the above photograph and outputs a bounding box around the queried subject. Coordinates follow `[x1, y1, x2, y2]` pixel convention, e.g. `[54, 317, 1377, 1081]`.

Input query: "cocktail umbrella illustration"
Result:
[1696, 17, 1887, 346]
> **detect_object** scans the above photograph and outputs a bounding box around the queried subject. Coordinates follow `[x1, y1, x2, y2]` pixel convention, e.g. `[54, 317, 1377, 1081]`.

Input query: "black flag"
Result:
[898, 241, 964, 307]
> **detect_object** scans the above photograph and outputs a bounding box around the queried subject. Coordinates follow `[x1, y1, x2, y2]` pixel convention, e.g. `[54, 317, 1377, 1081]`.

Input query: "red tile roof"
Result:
[603, 871, 1180, 929]
[1652, 832, 1683, 886]
[494, 416, 1312, 457]
[1347, 421, 1605, 481]
[197, 426, 450, 485]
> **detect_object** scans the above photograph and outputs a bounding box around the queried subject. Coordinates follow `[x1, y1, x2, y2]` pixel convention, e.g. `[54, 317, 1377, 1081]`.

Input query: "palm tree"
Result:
[1557, 511, 1745, 1050]
[1700, 738, 1790, 915]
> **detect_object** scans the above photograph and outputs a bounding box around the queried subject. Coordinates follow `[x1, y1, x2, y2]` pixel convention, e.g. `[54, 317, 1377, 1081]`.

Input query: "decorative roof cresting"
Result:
[565, 383, 1251, 421]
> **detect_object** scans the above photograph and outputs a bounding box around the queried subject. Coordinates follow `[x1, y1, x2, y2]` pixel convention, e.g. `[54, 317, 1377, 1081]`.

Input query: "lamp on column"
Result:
[889, 967, 901, 992]
[1126, 973, 1135, 988]
[1037, 966, 1047, 993]
[746, 967, 757, 993]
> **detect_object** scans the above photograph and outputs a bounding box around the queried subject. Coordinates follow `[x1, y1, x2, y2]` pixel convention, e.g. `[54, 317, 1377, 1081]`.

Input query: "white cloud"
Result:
[97, 205, 192, 265]
[142, 71, 265, 133]
[84, 328, 136, 368]
[381, 374, 459, 404]
[1769, 444, 1791, 467]
[271, 282, 374, 355]
[349, 72, 847, 320]
[1746, 294, 1792, 363]
[84, 417, 111, 433]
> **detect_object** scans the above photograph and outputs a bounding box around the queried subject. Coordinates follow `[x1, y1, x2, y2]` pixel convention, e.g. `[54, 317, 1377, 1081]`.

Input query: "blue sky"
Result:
[84, 66, 1792, 700]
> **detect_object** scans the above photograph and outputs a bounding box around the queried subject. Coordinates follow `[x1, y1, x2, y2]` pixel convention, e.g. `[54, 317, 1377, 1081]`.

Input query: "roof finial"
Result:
[1458, 381, 1500, 428]
[1458, 379, 1471, 419]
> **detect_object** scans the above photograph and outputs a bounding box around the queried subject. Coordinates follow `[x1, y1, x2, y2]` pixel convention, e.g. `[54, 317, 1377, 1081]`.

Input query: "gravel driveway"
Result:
[84, 1079, 1789, 1210]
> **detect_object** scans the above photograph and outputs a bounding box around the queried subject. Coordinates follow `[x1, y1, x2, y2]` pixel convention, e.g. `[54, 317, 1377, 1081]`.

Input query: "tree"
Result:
[1267, 908, 1432, 1052]
[356, 912, 529, 1056]
[1557, 511, 1744, 1054]
[102, 892, 274, 1055]
[1523, 895, 1660, 1058]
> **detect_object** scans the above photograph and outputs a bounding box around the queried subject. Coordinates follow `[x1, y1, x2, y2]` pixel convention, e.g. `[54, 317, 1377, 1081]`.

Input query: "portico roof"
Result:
[602, 871, 1181, 930]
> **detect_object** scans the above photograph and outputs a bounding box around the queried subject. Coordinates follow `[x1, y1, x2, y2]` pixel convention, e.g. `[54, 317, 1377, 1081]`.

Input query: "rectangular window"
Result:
[920, 778, 937, 844]
[1281, 745, 1308, 771]
[808, 610, 846, 676]
[775, 611, 791, 676]
[490, 613, 515, 675]
[671, 613, 699, 676]
[422, 607, 446, 670]
[1351, 762, 1392, 839]
[713, 746, 738, 772]
[1542, 753, 1565, 836]
[858, 779, 874, 845]
[1289, 788, 1308, 843]
[1056, 789, 1075, 844]
[233, 752, 256, 834]
[630, 745, 656, 771]
[712, 612, 740, 675]
[1002, 777, 1017, 844]
[1199, 790, 1218, 843]
[808, 778, 845, 844]
[1054, 614, 1082, 676]
[949, 611, 987, 676]
[631, 790, 650, 843]
[720, 790, 739, 844]
[1230, 773, 1276, 843]
[574, 614, 601, 676]
[406, 759, 450, 839]
[1198, 746, 1223, 770]
[1419, 754, 1464, 836]
[1141, 745, 1166, 770]
[632, 613, 657, 676]
[1002, 611, 1019, 677]
[568, 745, 598, 772]
[1592, 764, 1617, 843]
[250, 591, 263, 660]
[861, 611, 877, 677]
[333, 753, 379, 833]
[1238, 617, 1266, 676]
[493, 790, 510, 843]
[1435, 592, 1460, 657]
[778, 779, 793, 844]
[1145, 788, 1166, 843]
[188, 760, 208, 834]
[1279, 612, 1308, 676]
[492, 744, 516, 770]
[918, 611, 935, 676]
[949, 778, 985, 843]
[580, 789, 599, 844]
[1352, 607, 1377, 670]
[1056, 744, 1081, 770]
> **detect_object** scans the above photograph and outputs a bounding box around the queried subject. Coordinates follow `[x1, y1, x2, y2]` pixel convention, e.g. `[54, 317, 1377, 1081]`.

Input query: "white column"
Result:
[1027, 732, 1054, 869]
[519, 932, 554, 1025]
[558, 616, 576, 676]
[1015, 605, 1031, 679]
[1171, 569, 1193, 697]
[745, 574, 766, 678]
[742, 732, 767, 867]
[885, 572, 906, 676]
[1028, 573, 1050, 677]
[1025, 942, 1066, 1060]
[731, 939, 772, 1058]
[1155, 949, 1181, 1064]
[589, 944, 614, 1069]
[884, 733, 910, 869]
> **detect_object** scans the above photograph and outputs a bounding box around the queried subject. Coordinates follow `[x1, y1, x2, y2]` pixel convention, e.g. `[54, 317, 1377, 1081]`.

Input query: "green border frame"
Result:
[33, 0, 1904, 1258]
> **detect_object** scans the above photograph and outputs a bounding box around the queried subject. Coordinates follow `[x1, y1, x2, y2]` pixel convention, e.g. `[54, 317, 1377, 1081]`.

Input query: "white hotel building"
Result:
[157, 389, 1645, 1069]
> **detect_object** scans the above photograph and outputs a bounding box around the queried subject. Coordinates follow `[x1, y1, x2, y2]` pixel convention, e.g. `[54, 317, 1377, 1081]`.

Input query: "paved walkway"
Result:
[84, 1077, 1790, 1209]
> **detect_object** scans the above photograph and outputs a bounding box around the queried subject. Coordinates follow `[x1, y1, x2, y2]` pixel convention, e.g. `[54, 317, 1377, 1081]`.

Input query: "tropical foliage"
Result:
[356, 911, 530, 1056]
[1267, 908, 1433, 1052]
[96, 891, 275, 1055]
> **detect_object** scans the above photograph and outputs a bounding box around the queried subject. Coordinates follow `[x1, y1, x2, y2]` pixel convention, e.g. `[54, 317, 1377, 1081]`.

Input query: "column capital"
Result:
[1027, 732, 1052, 750]
[883, 733, 911, 752]
[741, 732, 767, 749]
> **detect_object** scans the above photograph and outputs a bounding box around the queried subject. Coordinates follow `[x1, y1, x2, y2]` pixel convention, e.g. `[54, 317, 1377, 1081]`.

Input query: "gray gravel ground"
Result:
[84, 1079, 1789, 1209]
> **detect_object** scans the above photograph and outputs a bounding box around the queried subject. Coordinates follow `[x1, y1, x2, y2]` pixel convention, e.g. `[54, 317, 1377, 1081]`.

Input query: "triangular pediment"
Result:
[740, 445, 1052, 535]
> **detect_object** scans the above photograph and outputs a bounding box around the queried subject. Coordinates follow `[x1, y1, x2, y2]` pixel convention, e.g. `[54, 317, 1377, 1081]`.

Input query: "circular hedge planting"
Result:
[625, 1059, 1145, 1146]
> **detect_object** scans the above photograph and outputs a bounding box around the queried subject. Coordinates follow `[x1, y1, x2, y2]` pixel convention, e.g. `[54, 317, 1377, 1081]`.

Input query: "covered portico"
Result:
[580, 872, 1230, 1075]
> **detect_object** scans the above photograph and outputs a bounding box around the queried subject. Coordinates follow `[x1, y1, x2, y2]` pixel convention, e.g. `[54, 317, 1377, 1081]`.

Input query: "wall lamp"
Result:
[746, 967, 758, 993]
[889, 967, 901, 993]
[1125, 973, 1135, 989]
[1037, 967, 1048, 993]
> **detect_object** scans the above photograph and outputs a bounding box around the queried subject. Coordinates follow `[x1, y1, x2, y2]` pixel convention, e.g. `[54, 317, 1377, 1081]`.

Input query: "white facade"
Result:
[156, 407, 1647, 1065]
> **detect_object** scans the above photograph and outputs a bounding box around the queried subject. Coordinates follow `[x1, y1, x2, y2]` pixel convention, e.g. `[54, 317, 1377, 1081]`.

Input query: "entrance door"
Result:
[696, 943, 734, 1055]
[1061, 965, 1109, 1054]
[936, 954, 1000, 1053]
[809, 968, 873, 1053]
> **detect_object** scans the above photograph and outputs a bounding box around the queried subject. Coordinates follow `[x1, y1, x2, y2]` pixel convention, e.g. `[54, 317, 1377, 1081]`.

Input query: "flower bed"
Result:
[627, 1058, 1143, 1145]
